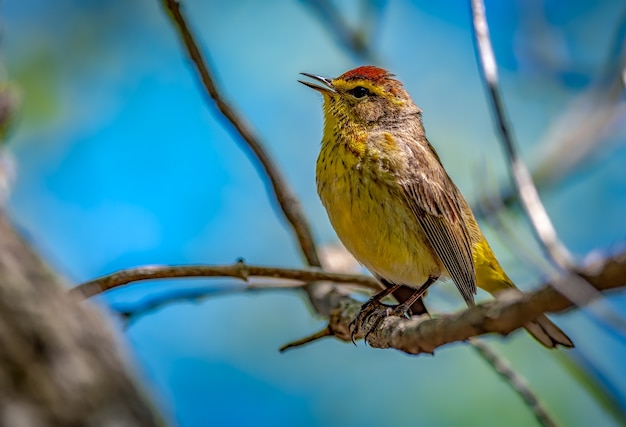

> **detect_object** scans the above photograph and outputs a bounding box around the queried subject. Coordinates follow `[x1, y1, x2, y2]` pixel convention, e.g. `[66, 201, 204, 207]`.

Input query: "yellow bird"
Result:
[301, 66, 573, 348]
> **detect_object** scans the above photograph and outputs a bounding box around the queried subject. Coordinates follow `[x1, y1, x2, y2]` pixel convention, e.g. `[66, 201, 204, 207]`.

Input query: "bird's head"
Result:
[300, 66, 420, 126]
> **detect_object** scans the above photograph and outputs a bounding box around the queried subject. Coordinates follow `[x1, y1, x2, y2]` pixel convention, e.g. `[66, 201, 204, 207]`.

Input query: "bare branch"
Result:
[299, 0, 378, 62]
[534, 5, 626, 188]
[469, 0, 626, 336]
[114, 279, 312, 325]
[469, 339, 558, 427]
[474, 23, 626, 215]
[330, 250, 625, 355]
[279, 326, 333, 352]
[73, 250, 626, 354]
[162, 0, 321, 268]
[70, 261, 379, 299]
[470, 0, 574, 269]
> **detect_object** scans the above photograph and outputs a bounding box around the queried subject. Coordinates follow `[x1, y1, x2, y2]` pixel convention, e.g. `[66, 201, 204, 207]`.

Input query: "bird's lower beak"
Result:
[299, 73, 336, 95]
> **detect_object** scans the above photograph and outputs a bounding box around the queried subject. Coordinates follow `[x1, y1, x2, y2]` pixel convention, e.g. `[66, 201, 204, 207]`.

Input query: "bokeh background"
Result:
[3, 0, 626, 426]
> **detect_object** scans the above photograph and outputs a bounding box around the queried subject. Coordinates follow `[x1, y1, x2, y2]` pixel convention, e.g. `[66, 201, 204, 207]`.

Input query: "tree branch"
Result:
[473, 7, 626, 212]
[162, 0, 321, 268]
[299, 0, 378, 62]
[470, 0, 574, 269]
[70, 261, 379, 300]
[339, 250, 625, 354]
[73, 250, 625, 355]
[469, 339, 558, 427]
[470, 0, 626, 336]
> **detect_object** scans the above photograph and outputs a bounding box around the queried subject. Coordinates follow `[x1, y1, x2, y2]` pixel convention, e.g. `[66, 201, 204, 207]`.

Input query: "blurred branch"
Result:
[114, 279, 313, 326]
[470, 0, 626, 338]
[532, 78, 625, 190]
[162, 0, 322, 268]
[533, 5, 626, 188]
[470, 0, 574, 270]
[0, 212, 161, 426]
[560, 349, 626, 425]
[0, 59, 161, 425]
[470, 339, 558, 427]
[474, 7, 626, 214]
[299, 0, 378, 62]
[0, 82, 19, 205]
[475, 162, 554, 275]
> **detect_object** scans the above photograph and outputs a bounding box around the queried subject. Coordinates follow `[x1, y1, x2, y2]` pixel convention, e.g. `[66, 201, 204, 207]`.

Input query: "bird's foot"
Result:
[349, 299, 412, 345]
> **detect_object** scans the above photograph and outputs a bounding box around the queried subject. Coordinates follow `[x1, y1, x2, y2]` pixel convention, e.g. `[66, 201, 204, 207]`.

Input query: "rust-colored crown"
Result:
[338, 66, 395, 83]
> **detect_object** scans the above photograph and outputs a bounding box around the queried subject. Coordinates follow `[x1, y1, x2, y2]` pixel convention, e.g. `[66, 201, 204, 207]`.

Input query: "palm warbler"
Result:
[300, 66, 573, 348]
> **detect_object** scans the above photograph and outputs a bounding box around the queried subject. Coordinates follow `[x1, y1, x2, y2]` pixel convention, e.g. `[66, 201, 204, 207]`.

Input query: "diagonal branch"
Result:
[299, 0, 377, 62]
[470, 339, 558, 427]
[470, 0, 574, 270]
[339, 250, 625, 354]
[469, 0, 626, 336]
[162, 0, 321, 268]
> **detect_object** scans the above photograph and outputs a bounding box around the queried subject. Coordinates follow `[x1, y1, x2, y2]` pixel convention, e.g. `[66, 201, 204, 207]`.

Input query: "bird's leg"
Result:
[388, 276, 437, 319]
[361, 276, 438, 344]
[349, 284, 401, 344]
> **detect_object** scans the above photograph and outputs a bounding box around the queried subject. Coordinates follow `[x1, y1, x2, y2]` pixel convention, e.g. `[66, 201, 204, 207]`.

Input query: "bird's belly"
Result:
[318, 171, 442, 287]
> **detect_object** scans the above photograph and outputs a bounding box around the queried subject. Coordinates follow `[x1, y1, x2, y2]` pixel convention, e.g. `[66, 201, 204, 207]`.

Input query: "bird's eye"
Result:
[348, 86, 371, 99]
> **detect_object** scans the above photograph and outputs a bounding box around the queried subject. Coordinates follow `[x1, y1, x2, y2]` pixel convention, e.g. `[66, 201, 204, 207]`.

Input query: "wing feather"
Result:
[401, 160, 477, 306]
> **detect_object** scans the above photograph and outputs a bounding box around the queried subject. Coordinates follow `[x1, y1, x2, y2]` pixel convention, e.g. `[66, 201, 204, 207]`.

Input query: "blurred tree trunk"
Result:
[0, 212, 161, 426]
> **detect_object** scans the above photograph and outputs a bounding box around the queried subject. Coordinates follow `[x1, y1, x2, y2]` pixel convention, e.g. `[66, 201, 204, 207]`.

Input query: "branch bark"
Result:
[328, 251, 625, 354]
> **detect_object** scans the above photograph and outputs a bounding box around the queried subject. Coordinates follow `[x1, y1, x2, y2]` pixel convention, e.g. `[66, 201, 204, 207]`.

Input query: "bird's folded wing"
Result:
[401, 176, 477, 305]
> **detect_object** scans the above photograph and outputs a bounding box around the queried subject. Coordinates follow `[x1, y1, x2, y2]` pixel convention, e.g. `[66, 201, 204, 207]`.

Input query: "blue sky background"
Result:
[3, 0, 626, 426]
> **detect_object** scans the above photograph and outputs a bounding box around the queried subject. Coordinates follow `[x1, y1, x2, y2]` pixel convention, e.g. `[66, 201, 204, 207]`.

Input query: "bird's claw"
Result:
[349, 298, 413, 345]
[349, 298, 384, 345]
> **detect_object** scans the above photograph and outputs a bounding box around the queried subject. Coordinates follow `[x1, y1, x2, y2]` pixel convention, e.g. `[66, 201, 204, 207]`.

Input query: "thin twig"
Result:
[475, 160, 555, 276]
[279, 326, 333, 352]
[114, 279, 311, 325]
[473, 6, 626, 212]
[469, 339, 558, 427]
[299, 0, 377, 62]
[561, 349, 626, 425]
[70, 260, 379, 299]
[162, 0, 321, 268]
[470, 0, 574, 270]
[469, 1, 626, 336]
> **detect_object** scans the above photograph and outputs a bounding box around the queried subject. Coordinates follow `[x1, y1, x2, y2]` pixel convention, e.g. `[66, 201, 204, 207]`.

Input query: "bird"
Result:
[300, 65, 573, 348]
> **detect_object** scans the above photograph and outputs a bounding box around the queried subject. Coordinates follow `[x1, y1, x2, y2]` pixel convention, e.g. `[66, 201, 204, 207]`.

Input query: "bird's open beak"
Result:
[299, 73, 336, 95]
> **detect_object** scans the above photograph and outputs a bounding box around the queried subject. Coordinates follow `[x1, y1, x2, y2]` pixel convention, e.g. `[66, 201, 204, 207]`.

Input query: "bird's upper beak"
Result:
[299, 73, 336, 95]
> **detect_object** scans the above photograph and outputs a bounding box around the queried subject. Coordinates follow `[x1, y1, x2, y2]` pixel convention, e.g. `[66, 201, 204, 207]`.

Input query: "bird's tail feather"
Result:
[524, 314, 574, 348]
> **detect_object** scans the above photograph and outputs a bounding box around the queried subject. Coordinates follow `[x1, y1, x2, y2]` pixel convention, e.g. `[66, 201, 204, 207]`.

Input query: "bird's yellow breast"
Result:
[316, 136, 443, 287]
